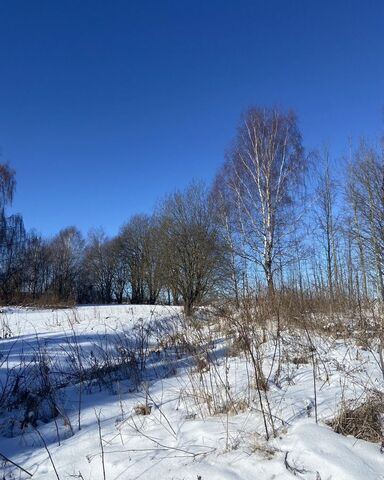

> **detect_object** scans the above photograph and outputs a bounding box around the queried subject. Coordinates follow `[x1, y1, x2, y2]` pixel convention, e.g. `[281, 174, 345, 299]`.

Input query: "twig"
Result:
[284, 451, 308, 477]
[96, 410, 107, 480]
[34, 427, 61, 480]
[0, 451, 33, 477]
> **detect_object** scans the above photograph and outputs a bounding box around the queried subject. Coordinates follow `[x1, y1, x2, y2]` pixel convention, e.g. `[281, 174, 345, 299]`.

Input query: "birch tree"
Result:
[347, 142, 384, 302]
[216, 107, 306, 294]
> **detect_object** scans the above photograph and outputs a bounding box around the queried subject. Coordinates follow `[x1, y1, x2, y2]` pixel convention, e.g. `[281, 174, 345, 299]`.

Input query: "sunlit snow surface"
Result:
[0, 305, 383, 479]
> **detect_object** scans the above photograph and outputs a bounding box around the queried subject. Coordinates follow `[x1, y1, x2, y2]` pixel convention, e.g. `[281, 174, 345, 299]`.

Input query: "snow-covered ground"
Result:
[0, 305, 383, 479]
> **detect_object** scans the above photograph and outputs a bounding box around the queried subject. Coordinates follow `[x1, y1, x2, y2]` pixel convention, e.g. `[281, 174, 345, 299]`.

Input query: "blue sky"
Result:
[0, 0, 383, 237]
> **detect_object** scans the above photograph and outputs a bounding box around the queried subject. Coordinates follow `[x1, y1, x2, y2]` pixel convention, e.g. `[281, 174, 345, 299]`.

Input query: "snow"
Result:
[0, 305, 383, 479]
[280, 420, 384, 479]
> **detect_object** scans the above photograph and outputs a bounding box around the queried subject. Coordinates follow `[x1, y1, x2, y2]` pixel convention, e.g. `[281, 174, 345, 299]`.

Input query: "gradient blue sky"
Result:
[0, 0, 383, 237]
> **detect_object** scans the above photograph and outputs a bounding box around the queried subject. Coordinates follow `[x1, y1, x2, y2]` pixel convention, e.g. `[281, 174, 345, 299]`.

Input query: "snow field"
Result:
[0, 305, 383, 479]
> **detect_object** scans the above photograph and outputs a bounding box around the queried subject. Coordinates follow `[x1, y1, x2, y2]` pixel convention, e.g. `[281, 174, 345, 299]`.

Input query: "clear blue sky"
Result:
[0, 0, 383, 237]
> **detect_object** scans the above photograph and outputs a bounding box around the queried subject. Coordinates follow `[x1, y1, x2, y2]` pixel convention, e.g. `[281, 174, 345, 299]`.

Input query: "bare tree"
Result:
[48, 227, 84, 302]
[118, 214, 164, 304]
[109, 235, 130, 304]
[346, 142, 384, 302]
[216, 107, 306, 295]
[0, 163, 16, 211]
[82, 229, 116, 304]
[0, 212, 26, 302]
[0, 162, 22, 302]
[159, 182, 227, 316]
[315, 150, 339, 302]
[21, 233, 50, 300]
[211, 176, 243, 306]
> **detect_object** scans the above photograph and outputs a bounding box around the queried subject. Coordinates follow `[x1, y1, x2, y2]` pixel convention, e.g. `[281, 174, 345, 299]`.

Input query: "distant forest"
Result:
[1, 106, 383, 315]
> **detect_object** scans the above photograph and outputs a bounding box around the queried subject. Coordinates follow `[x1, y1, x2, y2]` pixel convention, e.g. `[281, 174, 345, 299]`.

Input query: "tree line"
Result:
[1, 106, 384, 314]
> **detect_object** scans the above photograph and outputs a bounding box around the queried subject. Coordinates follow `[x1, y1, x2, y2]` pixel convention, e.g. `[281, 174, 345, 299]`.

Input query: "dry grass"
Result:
[329, 394, 384, 443]
[134, 403, 152, 415]
[291, 355, 309, 365]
